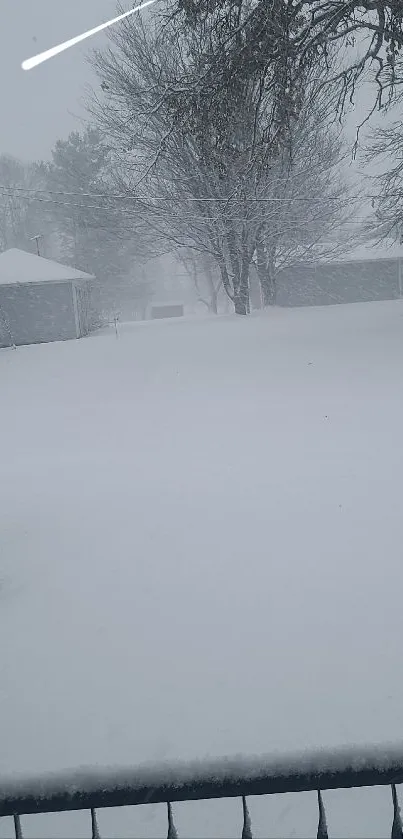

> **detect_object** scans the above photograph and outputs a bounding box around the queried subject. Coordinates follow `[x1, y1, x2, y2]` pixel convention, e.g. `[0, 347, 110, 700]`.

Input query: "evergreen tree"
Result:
[44, 127, 152, 317]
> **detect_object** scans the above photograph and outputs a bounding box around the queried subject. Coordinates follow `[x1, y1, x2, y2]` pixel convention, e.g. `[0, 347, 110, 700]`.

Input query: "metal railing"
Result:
[1, 742, 403, 838]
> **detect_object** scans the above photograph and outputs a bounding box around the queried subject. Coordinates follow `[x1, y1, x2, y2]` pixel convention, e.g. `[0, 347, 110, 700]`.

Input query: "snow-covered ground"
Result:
[1, 301, 403, 838]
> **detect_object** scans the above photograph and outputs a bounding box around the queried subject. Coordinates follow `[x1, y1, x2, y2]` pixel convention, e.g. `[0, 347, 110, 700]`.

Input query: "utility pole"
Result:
[30, 234, 43, 256]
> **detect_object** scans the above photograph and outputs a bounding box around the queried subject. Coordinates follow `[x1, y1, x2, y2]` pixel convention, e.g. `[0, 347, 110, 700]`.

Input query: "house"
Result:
[0, 248, 99, 348]
[275, 240, 403, 307]
[150, 302, 184, 319]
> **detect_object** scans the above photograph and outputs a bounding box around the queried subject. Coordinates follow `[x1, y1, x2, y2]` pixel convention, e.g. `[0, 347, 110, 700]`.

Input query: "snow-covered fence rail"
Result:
[1, 742, 403, 838]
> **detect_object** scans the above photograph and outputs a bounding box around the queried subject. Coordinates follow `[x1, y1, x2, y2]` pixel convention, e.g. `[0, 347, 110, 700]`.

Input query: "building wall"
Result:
[151, 303, 184, 319]
[0, 281, 77, 348]
[276, 260, 401, 307]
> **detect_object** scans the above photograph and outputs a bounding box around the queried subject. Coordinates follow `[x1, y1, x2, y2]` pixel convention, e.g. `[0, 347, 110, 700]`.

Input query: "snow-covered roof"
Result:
[322, 239, 403, 266]
[0, 248, 95, 286]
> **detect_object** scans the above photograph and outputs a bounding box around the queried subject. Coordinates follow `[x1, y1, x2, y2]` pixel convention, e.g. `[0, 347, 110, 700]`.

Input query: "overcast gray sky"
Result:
[0, 0, 118, 161]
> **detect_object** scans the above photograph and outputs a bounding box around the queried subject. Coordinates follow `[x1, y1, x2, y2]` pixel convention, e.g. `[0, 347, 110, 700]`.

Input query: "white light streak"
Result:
[22, 0, 157, 71]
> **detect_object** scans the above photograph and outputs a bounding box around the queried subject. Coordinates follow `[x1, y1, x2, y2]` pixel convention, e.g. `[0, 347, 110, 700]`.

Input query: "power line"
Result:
[0, 183, 400, 203]
[0, 191, 385, 229]
[0, 186, 398, 231]
[0, 190, 119, 212]
[0, 190, 377, 225]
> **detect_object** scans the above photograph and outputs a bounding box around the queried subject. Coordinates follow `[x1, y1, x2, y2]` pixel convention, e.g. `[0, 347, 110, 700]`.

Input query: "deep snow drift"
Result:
[1, 301, 403, 837]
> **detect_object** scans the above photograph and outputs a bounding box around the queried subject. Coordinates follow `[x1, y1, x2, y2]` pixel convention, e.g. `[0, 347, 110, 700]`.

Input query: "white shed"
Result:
[0, 248, 98, 348]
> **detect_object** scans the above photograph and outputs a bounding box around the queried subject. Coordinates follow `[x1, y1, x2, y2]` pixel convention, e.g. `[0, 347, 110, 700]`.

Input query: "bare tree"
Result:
[167, 0, 403, 129]
[89, 14, 352, 314]
[175, 248, 223, 313]
[90, 14, 280, 313]
[361, 113, 403, 244]
[91, 14, 353, 313]
[252, 78, 358, 305]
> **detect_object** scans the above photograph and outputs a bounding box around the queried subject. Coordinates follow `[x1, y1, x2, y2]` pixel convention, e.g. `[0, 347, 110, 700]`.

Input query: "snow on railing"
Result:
[1, 742, 403, 838]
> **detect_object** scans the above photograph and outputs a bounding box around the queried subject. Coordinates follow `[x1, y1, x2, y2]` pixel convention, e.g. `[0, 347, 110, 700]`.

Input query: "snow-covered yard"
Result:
[1, 301, 403, 838]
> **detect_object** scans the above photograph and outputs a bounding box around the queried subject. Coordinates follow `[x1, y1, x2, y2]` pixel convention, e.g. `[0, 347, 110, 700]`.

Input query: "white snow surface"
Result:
[1, 301, 403, 837]
[0, 249, 94, 285]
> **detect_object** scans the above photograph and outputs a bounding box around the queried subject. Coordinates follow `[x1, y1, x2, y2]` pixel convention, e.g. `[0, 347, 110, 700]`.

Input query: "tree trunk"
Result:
[256, 239, 277, 306]
[233, 259, 250, 315]
[219, 257, 250, 314]
[210, 291, 218, 314]
[233, 295, 248, 315]
[260, 270, 277, 306]
[204, 263, 219, 314]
